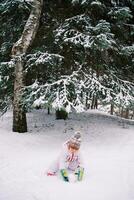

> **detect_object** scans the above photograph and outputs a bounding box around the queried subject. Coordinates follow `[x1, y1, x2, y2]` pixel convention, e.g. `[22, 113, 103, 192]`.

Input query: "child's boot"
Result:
[60, 169, 69, 182]
[75, 167, 84, 181]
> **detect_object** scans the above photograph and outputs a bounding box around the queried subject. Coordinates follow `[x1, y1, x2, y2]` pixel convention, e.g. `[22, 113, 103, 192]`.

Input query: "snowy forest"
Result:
[0, 1, 134, 199]
[0, 0, 134, 133]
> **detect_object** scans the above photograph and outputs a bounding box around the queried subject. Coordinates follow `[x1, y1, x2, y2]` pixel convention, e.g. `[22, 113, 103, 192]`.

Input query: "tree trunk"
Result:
[48, 107, 50, 115]
[85, 92, 90, 109]
[12, 0, 43, 132]
[12, 56, 27, 132]
[91, 96, 95, 109]
[131, 110, 134, 120]
[125, 108, 129, 119]
[91, 95, 98, 109]
[110, 103, 114, 115]
[121, 107, 124, 118]
[94, 98, 98, 109]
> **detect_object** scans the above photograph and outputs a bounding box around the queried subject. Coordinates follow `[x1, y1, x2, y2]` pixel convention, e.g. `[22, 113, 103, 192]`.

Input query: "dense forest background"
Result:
[0, 0, 134, 130]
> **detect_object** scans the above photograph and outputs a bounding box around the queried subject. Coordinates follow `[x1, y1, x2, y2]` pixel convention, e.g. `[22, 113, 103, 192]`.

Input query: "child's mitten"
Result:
[75, 167, 84, 181]
[60, 169, 69, 182]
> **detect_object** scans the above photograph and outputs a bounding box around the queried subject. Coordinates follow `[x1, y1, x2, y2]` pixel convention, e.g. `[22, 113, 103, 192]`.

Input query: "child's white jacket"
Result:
[49, 142, 84, 173]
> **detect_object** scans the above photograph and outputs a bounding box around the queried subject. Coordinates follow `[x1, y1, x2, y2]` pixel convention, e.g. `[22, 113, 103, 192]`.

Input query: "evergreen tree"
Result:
[0, 0, 134, 124]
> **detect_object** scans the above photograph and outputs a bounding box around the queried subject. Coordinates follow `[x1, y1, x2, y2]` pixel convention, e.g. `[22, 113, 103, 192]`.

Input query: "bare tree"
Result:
[12, 0, 43, 132]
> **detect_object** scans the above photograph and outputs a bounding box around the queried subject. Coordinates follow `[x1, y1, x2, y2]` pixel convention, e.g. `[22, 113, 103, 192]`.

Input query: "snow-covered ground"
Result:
[0, 109, 134, 200]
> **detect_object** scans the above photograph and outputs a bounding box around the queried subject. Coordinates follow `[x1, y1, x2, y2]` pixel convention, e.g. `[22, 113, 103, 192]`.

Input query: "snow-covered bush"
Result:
[56, 108, 68, 120]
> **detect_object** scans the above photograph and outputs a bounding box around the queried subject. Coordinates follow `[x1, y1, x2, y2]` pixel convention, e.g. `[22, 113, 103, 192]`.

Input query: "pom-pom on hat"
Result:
[68, 131, 81, 150]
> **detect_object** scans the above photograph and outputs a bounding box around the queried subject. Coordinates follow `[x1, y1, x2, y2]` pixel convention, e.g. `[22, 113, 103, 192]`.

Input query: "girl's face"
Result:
[68, 147, 79, 154]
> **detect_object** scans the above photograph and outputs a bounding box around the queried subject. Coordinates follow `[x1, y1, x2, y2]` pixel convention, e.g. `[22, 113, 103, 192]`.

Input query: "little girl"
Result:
[47, 132, 84, 182]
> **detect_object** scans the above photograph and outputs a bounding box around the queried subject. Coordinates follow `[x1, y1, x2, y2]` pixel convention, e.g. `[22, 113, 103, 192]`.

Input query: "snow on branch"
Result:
[54, 18, 116, 51]
[108, 7, 133, 22]
[23, 67, 134, 112]
[25, 51, 64, 72]
[121, 45, 134, 56]
[54, 14, 92, 48]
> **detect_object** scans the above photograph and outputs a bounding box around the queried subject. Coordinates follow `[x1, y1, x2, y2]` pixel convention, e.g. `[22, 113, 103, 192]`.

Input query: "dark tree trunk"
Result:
[48, 107, 50, 115]
[110, 103, 114, 115]
[121, 107, 124, 118]
[91, 96, 98, 109]
[91, 96, 95, 109]
[94, 98, 98, 109]
[125, 108, 129, 119]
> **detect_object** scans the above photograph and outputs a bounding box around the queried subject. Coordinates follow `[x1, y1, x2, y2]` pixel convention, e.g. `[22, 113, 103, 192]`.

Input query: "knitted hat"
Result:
[68, 131, 81, 150]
